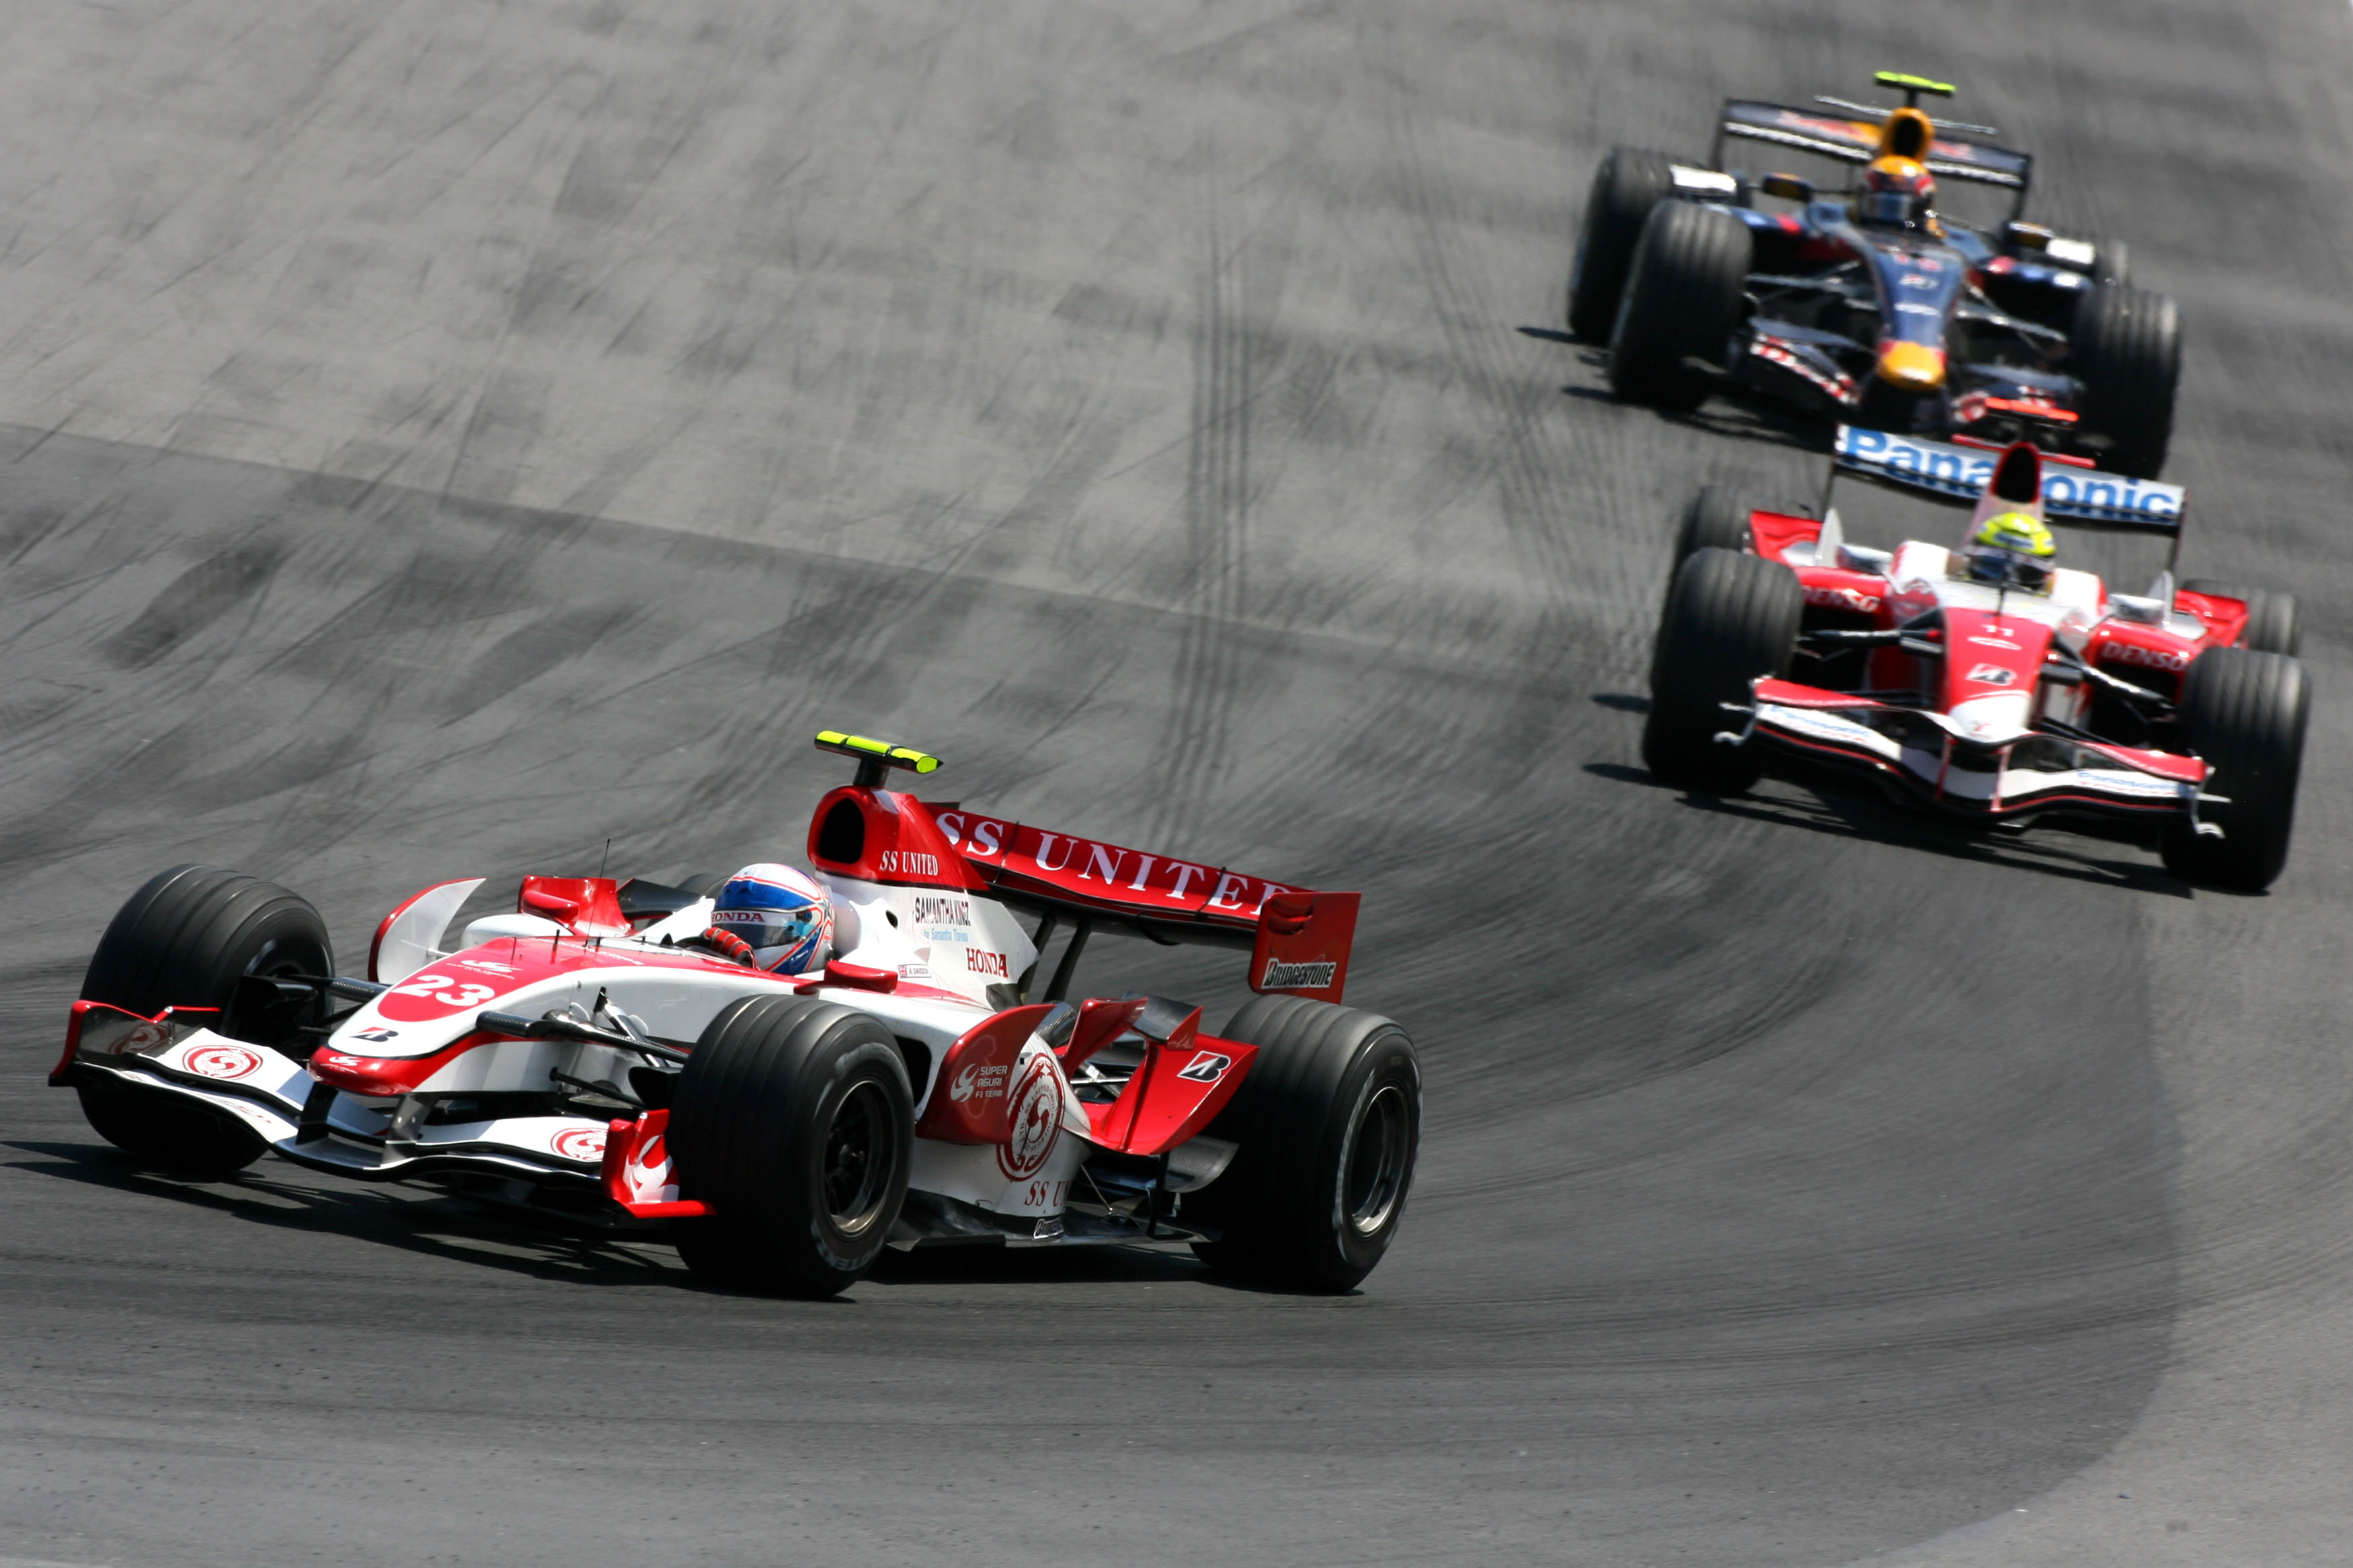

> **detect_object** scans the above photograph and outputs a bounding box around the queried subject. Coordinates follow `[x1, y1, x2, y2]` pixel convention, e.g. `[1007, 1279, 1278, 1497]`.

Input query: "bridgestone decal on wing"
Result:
[1261, 958, 1337, 990]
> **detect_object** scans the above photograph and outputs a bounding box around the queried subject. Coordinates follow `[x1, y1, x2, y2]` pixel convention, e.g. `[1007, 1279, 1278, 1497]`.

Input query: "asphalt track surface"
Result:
[1, 2, 2350, 1564]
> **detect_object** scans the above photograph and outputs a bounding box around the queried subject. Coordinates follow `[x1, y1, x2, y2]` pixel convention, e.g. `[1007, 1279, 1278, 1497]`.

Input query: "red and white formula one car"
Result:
[1644, 426, 2310, 889]
[52, 733, 1420, 1296]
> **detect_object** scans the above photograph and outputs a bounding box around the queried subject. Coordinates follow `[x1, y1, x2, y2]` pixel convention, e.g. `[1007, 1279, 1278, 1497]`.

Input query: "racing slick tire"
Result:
[1608, 201, 1751, 412]
[1644, 548, 1802, 793]
[1185, 995, 1421, 1293]
[1567, 147, 1676, 341]
[1670, 483, 1756, 582]
[2161, 647, 2309, 893]
[2093, 238, 2131, 289]
[2071, 284, 2180, 479]
[74, 865, 333, 1178]
[2183, 579, 2301, 657]
[668, 994, 914, 1297]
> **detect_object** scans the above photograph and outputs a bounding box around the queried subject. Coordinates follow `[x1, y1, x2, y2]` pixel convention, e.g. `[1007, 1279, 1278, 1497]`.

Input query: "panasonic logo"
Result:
[1261, 958, 1337, 990]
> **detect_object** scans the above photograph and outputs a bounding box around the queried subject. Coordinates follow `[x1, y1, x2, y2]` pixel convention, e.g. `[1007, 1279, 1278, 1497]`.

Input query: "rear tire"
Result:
[2182, 579, 2300, 657]
[1608, 200, 1751, 411]
[1644, 548, 1802, 793]
[1568, 147, 1677, 341]
[2160, 647, 2308, 892]
[1187, 995, 1421, 1293]
[2071, 285, 2180, 479]
[75, 865, 331, 1177]
[1671, 483, 1756, 579]
[2093, 237, 2131, 289]
[668, 995, 913, 1297]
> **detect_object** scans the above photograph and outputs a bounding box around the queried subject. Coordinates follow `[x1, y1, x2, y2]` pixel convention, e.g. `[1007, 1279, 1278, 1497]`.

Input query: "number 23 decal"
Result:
[389, 973, 500, 1007]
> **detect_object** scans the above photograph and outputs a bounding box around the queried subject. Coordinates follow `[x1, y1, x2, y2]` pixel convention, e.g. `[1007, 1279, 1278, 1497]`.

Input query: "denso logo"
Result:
[1805, 585, 1880, 612]
[2104, 642, 2190, 672]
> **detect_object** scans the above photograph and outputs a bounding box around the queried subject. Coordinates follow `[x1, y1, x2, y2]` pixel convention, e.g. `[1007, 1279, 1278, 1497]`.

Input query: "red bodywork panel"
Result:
[1083, 1006, 1257, 1159]
[2087, 621, 2198, 690]
[916, 1004, 1059, 1145]
[311, 1033, 495, 1097]
[600, 1110, 709, 1219]
[1062, 997, 1147, 1073]
[1747, 509, 1821, 561]
[518, 876, 630, 937]
[1938, 607, 2057, 709]
[2171, 587, 2249, 650]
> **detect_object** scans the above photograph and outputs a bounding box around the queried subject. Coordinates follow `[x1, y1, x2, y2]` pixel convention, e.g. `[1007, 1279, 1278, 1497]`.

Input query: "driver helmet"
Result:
[1960, 510, 2057, 594]
[1855, 155, 1936, 230]
[710, 864, 834, 975]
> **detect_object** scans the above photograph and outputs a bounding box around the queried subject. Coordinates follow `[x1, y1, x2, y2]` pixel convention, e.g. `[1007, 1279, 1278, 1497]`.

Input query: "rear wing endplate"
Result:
[1833, 425, 2184, 534]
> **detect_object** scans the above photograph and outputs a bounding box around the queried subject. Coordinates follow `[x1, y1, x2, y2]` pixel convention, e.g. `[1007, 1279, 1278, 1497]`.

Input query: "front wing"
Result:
[1733, 677, 2212, 821]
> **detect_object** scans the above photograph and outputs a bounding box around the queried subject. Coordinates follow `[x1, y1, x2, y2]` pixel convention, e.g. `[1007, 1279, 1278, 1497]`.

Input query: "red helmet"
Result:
[1856, 155, 1936, 229]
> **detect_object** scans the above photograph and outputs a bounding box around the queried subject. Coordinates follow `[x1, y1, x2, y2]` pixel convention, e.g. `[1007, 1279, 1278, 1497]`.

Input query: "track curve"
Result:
[3, 3, 2350, 1565]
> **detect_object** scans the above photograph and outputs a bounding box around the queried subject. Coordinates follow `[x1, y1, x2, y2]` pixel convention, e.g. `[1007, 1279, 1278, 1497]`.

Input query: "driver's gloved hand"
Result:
[683, 927, 758, 966]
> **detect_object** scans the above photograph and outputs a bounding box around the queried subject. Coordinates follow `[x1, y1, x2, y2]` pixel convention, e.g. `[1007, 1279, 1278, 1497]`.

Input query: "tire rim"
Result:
[1342, 1083, 1411, 1237]
[822, 1080, 898, 1237]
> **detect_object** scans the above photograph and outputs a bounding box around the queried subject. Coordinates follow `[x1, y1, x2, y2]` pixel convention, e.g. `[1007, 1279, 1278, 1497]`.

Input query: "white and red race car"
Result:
[52, 733, 1419, 1296]
[1644, 427, 2310, 889]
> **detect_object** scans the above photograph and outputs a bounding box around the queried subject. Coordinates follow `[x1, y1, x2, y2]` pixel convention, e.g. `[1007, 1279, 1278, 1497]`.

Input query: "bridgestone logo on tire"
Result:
[1261, 958, 1336, 990]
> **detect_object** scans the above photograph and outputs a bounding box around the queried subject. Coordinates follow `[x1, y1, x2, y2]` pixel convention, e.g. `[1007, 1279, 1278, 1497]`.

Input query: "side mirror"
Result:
[2003, 220, 2054, 253]
[1759, 172, 1814, 203]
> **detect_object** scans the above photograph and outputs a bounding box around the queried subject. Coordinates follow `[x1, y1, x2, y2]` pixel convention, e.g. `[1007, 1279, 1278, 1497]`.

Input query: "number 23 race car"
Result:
[51, 733, 1421, 1296]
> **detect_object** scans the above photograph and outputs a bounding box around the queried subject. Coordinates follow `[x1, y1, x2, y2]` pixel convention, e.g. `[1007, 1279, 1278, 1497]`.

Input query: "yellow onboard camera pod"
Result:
[815, 730, 943, 788]
[1872, 71, 1955, 101]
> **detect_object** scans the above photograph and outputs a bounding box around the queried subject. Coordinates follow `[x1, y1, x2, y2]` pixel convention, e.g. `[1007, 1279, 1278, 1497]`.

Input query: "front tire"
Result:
[668, 995, 913, 1297]
[1644, 548, 1802, 792]
[1568, 147, 1677, 341]
[1608, 201, 1751, 412]
[75, 865, 331, 1177]
[2072, 285, 2180, 479]
[2161, 647, 2308, 892]
[1187, 995, 1422, 1293]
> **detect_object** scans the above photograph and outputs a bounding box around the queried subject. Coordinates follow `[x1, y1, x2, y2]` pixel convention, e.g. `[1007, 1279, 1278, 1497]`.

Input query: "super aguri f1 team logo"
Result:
[996, 1055, 1062, 1180]
[551, 1126, 608, 1163]
[184, 1044, 263, 1081]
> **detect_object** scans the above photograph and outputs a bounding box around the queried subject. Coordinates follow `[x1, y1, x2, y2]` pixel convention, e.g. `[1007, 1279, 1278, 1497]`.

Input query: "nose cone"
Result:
[1876, 340, 1948, 390]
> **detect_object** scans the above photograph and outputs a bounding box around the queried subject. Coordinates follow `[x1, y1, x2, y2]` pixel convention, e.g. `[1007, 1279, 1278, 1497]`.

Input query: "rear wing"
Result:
[1833, 425, 2184, 534]
[803, 747, 1357, 1002]
[1714, 99, 2033, 211]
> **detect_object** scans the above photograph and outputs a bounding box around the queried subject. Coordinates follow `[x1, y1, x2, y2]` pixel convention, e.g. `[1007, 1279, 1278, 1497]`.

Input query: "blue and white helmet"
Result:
[711, 864, 833, 975]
